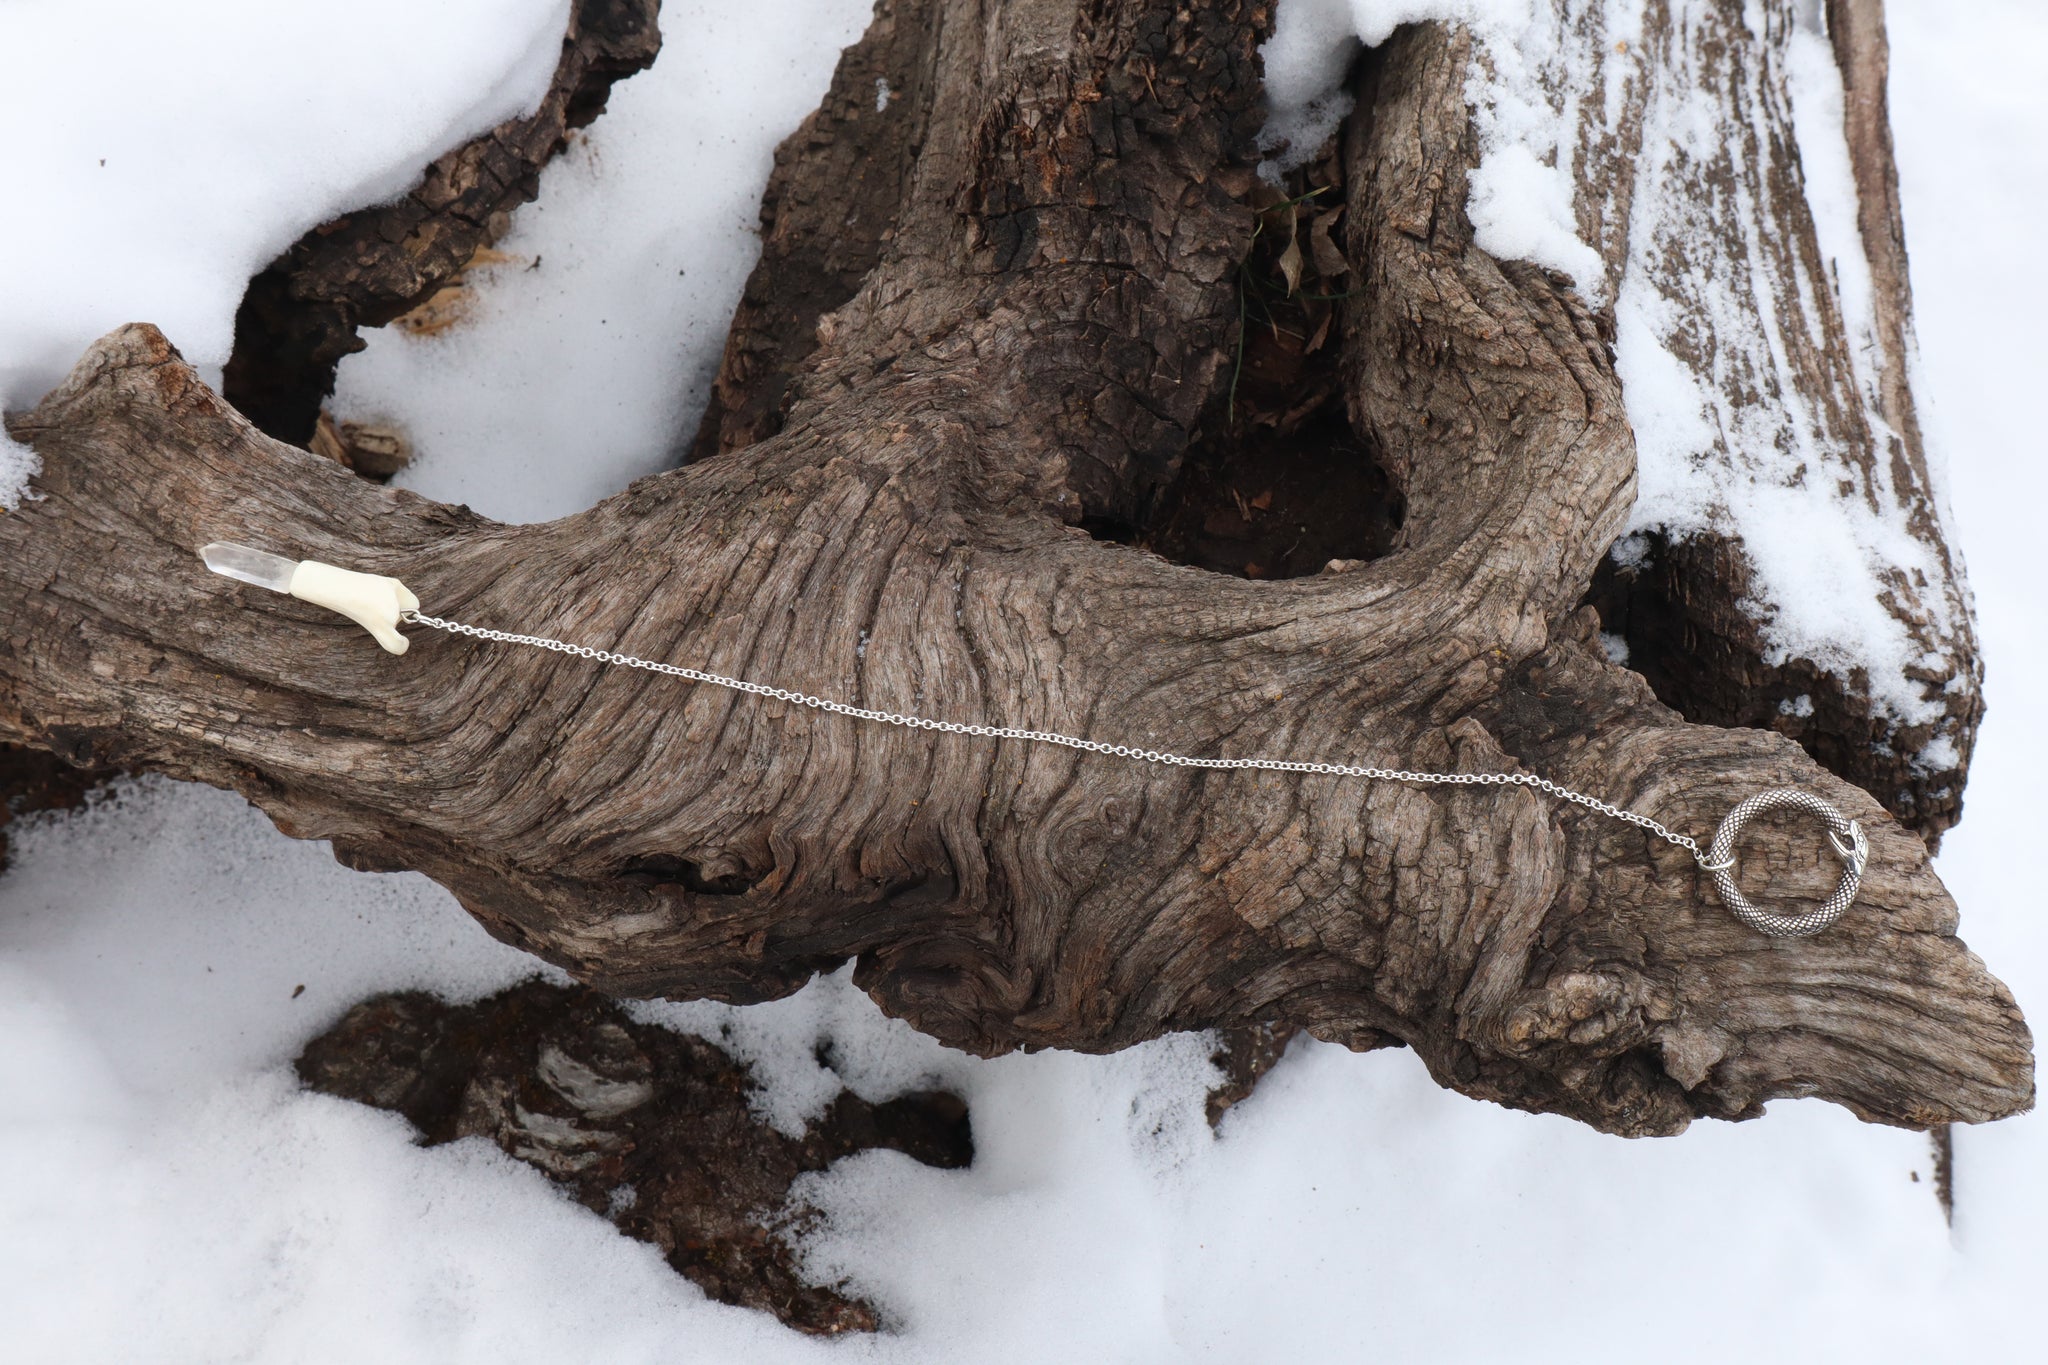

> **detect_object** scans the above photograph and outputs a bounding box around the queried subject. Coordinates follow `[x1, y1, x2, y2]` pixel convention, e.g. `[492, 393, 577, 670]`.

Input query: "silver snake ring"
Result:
[1703, 788, 1869, 938]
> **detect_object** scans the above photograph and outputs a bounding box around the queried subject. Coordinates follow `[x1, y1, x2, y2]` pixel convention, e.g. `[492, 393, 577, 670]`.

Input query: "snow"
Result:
[2, 0, 2048, 1361]
[1465, 141, 1604, 287]
[627, 981, 975, 1141]
[0, 431, 40, 510]
[328, 0, 871, 522]
[1254, 0, 1360, 172]
[1782, 9, 1881, 414]
[0, 0, 571, 413]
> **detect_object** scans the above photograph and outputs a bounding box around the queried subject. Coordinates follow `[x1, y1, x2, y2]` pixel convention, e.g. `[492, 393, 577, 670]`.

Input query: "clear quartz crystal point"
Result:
[201, 542, 299, 593]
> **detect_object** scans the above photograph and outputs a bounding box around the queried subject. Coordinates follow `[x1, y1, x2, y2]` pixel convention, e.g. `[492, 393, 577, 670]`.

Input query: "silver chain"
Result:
[401, 610, 1726, 870]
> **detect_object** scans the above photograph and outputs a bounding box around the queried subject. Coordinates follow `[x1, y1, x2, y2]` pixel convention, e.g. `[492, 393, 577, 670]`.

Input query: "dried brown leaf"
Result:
[1275, 211, 1304, 297]
[1310, 207, 1350, 279]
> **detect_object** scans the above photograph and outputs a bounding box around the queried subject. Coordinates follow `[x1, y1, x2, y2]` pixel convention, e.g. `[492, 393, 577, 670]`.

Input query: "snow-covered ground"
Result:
[2, 1, 2044, 1360]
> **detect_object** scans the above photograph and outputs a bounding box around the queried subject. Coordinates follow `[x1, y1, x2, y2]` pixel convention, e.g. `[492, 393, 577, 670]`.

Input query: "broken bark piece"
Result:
[296, 979, 972, 1335]
[309, 412, 412, 482]
[1206, 1022, 1305, 1127]
[221, 0, 661, 447]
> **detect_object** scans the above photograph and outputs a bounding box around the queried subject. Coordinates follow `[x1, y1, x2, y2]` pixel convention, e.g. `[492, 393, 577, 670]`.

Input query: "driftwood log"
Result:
[0, 0, 2029, 1137]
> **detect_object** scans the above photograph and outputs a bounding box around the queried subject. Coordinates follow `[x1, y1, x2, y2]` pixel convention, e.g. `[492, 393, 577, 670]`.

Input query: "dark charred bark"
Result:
[1, 0, 2029, 1137]
[1588, 528, 1957, 833]
[220, 0, 663, 447]
[297, 980, 970, 1333]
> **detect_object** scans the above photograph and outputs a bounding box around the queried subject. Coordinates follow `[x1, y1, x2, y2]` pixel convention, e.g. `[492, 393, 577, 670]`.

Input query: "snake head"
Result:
[1829, 820, 1870, 878]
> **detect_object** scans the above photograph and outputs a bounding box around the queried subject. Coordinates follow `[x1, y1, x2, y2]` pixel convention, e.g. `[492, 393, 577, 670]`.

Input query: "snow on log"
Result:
[1267, 0, 1976, 839]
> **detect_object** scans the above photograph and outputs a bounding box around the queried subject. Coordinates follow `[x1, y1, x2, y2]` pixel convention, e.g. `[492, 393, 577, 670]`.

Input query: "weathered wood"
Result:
[1826, 0, 1925, 521]
[1572, 0, 1975, 840]
[0, 0, 2028, 1136]
[298, 980, 970, 1334]
[0, 1, 661, 855]
[688, 0, 943, 461]
[221, 0, 662, 446]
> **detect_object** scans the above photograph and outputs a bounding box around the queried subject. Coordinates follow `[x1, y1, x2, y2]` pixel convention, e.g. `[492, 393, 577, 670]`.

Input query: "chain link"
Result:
[403, 610, 1722, 868]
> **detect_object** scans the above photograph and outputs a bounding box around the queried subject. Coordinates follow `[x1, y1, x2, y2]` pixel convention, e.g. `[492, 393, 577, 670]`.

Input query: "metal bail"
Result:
[1703, 789, 1869, 938]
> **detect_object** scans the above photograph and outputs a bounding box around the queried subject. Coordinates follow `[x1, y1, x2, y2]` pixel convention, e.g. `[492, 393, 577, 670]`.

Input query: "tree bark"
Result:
[0, 0, 2029, 1136]
[1576, 0, 1974, 841]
